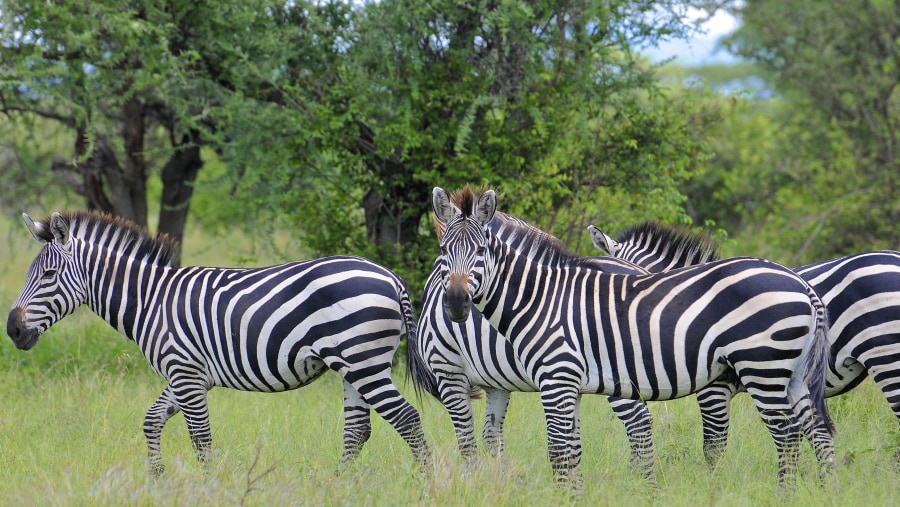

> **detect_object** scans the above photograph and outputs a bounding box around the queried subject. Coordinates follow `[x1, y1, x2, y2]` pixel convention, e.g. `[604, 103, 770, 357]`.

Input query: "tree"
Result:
[0, 0, 302, 265]
[682, 92, 860, 265]
[722, 0, 900, 255]
[2, 0, 724, 286]
[241, 0, 724, 291]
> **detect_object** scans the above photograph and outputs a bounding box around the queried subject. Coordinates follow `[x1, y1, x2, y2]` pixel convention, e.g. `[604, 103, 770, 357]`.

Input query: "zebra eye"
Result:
[41, 269, 57, 280]
[476, 246, 486, 256]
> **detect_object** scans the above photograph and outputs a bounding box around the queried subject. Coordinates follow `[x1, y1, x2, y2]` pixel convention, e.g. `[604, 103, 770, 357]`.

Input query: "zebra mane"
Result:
[490, 213, 574, 259]
[448, 184, 488, 218]
[618, 221, 721, 265]
[35, 210, 180, 267]
[449, 186, 586, 265]
[440, 185, 574, 261]
[432, 184, 492, 240]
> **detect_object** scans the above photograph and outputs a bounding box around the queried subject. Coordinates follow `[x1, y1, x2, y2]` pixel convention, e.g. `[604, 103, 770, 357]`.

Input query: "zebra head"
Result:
[431, 186, 496, 322]
[7, 212, 87, 351]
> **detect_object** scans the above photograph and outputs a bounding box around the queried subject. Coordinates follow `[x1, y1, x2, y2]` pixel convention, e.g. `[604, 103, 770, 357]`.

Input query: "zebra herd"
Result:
[5, 184, 900, 492]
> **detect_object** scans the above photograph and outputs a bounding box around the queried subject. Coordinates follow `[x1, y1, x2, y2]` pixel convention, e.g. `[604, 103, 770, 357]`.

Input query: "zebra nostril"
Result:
[444, 285, 472, 322]
[6, 310, 23, 340]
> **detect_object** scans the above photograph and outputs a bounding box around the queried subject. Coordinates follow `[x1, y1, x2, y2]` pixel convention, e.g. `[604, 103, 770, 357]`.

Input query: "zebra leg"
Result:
[761, 408, 802, 484]
[794, 392, 836, 481]
[569, 394, 584, 491]
[344, 368, 431, 468]
[482, 387, 511, 457]
[339, 379, 372, 465]
[607, 397, 655, 481]
[169, 377, 214, 468]
[696, 378, 741, 467]
[540, 385, 582, 489]
[862, 360, 900, 470]
[143, 386, 180, 476]
[436, 375, 478, 458]
[748, 392, 803, 484]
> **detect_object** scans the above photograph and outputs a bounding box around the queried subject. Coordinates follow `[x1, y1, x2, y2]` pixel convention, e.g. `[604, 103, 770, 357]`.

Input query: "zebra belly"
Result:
[584, 356, 730, 401]
[209, 356, 329, 392]
[462, 360, 539, 392]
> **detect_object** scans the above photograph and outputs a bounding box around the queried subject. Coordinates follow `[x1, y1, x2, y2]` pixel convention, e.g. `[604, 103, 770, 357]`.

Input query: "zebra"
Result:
[430, 185, 834, 488]
[589, 221, 732, 464]
[587, 221, 720, 273]
[592, 223, 900, 467]
[5, 210, 430, 475]
[408, 205, 658, 479]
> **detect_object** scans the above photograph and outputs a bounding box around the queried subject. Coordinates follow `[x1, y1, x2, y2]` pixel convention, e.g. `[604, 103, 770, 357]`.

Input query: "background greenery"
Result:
[3, 0, 895, 297]
[1, 213, 900, 505]
[1, 1, 899, 504]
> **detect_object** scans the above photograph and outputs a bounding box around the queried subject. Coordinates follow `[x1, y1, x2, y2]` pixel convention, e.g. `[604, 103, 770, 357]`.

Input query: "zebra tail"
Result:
[800, 284, 836, 436]
[405, 329, 441, 401]
[399, 285, 441, 401]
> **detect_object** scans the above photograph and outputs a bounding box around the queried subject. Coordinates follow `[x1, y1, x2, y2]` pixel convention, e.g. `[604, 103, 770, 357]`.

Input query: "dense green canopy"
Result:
[1, 0, 896, 293]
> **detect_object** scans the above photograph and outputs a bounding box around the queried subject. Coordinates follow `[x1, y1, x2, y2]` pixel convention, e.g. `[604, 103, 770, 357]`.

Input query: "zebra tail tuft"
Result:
[802, 285, 836, 436]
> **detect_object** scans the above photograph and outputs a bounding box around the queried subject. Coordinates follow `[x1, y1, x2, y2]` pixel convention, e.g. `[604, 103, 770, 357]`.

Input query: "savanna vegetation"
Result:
[2, 213, 900, 506]
[3, 0, 894, 290]
[1, 0, 899, 505]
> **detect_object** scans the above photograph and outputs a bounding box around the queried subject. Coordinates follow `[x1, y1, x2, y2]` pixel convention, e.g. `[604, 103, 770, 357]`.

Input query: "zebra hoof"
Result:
[150, 461, 165, 478]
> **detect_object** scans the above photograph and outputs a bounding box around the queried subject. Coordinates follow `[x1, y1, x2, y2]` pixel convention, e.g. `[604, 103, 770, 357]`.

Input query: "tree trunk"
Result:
[158, 131, 204, 267]
[362, 178, 428, 259]
[115, 95, 148, 226]
[52, 123, 202, 268]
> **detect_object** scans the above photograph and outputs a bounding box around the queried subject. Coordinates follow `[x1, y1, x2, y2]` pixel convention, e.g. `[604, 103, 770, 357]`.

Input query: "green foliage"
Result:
[716, 0, 900, 259]
[685, 93, 867, 264]
[1, 0, 724, 288]
[3, 326, 900, 505]
[238, 0, 723, 295]
[5, 0, 896, 282]
[0, 115, 82, 212]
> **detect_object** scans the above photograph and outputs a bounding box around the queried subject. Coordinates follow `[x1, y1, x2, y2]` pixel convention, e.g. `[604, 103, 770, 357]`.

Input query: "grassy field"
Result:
[2, 212, 900, 506]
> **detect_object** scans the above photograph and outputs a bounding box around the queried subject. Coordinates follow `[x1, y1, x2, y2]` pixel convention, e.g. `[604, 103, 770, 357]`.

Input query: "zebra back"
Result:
[589, 221, 720, 273]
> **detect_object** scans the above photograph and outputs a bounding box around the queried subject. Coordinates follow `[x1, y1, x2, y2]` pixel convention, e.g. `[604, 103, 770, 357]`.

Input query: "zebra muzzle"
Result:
[444, 283, 472, 322]
[6, 307, 41, 351]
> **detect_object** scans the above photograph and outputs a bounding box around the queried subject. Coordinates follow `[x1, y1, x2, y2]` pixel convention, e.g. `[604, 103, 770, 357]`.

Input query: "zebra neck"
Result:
[475, 237, 563, 340]
[80, 244, 172, 342]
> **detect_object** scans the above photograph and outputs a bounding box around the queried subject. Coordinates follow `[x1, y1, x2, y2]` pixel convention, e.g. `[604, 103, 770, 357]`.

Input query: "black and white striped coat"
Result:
[5, 211, 429, 474]
[431, 186, 834, 488]
[408, 209, 657, 478]
[594, 223, 900, 466]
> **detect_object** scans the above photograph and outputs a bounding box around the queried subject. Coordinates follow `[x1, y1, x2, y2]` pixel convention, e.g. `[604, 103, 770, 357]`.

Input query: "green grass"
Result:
[3, 213, 900, 505]
[4, 349, 900, 506]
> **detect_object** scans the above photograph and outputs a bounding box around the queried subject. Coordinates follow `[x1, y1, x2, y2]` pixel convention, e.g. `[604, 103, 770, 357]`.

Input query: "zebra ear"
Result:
[49, 212, 71, 247]
[432, 187, 459, 226]
[588, 225, 619, 256]
[22, 213, 47, 244]
[474, 190, 496, 227]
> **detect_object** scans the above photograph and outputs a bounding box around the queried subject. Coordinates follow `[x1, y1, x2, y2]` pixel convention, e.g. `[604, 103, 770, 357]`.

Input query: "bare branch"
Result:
[238, 438, 276, 507]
